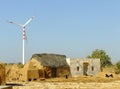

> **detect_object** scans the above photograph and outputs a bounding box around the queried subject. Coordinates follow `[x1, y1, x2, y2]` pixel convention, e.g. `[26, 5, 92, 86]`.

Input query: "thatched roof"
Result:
[31, 53, 68, 67]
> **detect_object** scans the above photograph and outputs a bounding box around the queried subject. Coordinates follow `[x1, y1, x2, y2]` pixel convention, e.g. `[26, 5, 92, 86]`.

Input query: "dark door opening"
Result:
[83, 62, 89, 76]
[52, 68, 57, 78]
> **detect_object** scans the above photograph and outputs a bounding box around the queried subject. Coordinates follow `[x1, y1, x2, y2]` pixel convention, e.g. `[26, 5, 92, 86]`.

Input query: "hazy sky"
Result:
[0, 0, 120, 63]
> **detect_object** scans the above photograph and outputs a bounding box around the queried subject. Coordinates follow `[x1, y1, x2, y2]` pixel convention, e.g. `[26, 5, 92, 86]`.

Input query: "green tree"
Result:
[87, 49, 112, 71]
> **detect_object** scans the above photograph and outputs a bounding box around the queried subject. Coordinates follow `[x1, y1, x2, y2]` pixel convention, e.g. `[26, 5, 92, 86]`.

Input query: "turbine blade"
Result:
[23, 16, 34, 27]
[7, 20, 23, 27]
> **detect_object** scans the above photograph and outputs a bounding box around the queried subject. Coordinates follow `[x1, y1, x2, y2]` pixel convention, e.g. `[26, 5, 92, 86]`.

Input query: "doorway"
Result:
[52, 68, 57, 78]
[83, 62, 89, 76]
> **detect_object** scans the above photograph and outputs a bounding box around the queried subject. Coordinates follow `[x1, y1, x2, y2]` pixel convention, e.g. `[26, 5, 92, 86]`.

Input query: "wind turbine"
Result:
[8, 16, 34, 65]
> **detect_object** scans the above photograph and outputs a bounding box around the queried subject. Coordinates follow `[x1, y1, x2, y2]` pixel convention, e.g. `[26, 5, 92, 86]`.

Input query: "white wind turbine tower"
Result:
[8, 16, 34, 65]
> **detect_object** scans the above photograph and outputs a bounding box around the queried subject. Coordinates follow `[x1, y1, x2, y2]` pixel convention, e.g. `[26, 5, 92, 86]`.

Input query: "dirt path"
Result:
[12, 80, 120, 89]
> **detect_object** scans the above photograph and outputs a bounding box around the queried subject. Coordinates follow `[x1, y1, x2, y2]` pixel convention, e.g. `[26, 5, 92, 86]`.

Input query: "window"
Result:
[91, 66, 94, 71]
[28, 78, 31, 81]
[34, 78, 37, 81]
[77, 66, 79, 71]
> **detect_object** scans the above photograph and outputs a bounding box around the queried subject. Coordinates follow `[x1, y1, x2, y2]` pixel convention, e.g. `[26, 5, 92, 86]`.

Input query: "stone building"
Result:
[68, 58, 100, 77]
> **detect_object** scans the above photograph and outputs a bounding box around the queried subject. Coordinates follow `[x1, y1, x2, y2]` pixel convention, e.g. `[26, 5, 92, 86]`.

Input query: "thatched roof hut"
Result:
[23, 53, 70, 82]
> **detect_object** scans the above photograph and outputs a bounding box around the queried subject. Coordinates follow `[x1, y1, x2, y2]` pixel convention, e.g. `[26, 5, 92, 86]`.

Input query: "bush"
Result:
[17, 62, 24, 68]
[115, 61, 120, 74]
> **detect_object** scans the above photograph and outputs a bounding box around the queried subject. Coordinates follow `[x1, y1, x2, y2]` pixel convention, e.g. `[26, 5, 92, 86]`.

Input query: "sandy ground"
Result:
[6, 65, 120, 89]
[9, 80, 120, 89]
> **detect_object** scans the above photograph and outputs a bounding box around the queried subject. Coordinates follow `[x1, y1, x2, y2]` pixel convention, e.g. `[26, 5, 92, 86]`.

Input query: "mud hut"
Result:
[0, 62, 5, 85]
[23, 53, 70, 82]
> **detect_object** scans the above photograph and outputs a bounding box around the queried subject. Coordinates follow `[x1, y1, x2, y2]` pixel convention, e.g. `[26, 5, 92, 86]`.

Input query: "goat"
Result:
[105, 74, 109, 78]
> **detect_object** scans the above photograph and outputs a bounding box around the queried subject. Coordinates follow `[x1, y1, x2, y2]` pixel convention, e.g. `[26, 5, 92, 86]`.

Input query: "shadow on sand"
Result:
[6, 83, 24, 86]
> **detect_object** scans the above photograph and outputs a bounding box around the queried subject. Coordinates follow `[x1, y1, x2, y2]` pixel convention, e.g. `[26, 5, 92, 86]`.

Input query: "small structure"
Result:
[0, 62, 5, 85]
[23, 53, 70, 82]
[69, 58, 100, 77]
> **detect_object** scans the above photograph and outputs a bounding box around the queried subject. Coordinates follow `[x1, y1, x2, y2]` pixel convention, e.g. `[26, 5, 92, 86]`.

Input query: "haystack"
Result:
[6, 64, 20, 82]
[0, 62, 5, 85]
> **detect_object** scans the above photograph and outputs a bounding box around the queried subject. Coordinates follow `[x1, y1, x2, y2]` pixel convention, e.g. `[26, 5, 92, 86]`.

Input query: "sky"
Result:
[0, 0, 120, 63]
